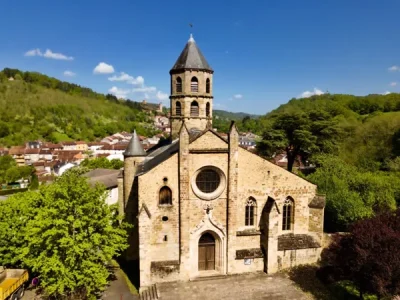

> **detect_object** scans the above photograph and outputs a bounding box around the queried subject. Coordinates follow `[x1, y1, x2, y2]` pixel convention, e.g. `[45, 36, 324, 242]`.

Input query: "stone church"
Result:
[118, 34, 325, 290]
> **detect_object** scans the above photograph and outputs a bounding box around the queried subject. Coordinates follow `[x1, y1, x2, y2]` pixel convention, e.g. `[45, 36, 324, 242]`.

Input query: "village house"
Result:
[87, 142, 107, 152]
[119, 35, 326, 291]
[84, 168, 120, 205]
[41, 143, 63, 151]
[75, 141, 88, 151]
[24, 148, 40, 164]
[94, 143, 128, 156]
[8, 146, 26, 166]
[39, 149, 53, 161]
[141, 100, 163, 113]
[61, 141, 77, 151]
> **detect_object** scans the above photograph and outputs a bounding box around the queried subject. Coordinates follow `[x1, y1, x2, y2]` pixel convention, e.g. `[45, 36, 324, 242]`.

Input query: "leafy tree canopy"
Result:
[80, 157, 123, 170]
[307, 155, 400, 232]
[0, 172, 129, 299]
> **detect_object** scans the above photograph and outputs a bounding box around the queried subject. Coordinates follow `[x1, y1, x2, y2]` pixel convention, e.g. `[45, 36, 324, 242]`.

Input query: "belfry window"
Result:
[282, 197, 294, 230]
[176, 101, 182, 116]
[206, 78, 210, 93]
[191, 77, 198, 93]
[176, 77, 182, 93]
[190, 101, 199, 116]
[159, 186, 172, 205]
[245, 197, 257, 226]
[206, 102, 210, 117]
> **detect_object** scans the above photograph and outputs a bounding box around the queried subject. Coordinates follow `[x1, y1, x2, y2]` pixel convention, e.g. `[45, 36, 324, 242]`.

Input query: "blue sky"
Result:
[1, 0, 400, 114]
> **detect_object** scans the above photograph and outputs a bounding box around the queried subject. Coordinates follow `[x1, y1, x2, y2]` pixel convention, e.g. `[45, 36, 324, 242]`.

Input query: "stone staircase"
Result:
[139, 284, 159, 300]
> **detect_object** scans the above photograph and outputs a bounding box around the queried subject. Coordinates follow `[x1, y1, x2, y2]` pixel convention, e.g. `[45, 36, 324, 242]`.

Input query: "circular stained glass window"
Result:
[196, 169, 221, 193]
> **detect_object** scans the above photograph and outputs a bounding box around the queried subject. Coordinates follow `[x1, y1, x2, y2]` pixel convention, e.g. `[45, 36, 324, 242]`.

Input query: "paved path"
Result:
[101, 267, 138, 300]
[157, 272, 310, 300]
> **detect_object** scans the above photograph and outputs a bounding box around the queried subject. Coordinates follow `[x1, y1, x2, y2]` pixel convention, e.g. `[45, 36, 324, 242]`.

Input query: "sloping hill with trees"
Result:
[256, 93, 400, 232]
[0, 68, 159, 146]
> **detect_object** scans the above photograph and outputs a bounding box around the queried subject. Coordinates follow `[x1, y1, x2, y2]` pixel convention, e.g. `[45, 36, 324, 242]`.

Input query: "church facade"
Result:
[119, 35, 325, 290]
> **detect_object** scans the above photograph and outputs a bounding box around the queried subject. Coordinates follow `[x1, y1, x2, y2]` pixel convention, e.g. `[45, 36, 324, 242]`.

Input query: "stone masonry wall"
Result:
[138, 154, 180, 286]
[277, 248, 321, 270]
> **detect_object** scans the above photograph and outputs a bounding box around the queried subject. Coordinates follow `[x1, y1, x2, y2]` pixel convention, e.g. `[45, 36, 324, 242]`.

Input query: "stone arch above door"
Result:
[189, 215, 226, 277]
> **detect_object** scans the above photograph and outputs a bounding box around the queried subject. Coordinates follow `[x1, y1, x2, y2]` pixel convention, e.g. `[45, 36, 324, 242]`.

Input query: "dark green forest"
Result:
[0, 68, 160, 146]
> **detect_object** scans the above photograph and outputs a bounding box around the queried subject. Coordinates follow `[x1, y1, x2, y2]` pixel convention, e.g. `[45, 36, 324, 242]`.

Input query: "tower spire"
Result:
[124, 130, 146, 157]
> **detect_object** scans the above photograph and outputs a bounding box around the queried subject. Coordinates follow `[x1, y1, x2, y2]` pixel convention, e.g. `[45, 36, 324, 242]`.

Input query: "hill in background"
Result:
[0, 68, 162, 146]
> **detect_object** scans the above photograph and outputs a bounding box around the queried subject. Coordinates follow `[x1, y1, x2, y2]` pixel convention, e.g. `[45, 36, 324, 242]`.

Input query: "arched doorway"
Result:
[198, 232, 215, 271]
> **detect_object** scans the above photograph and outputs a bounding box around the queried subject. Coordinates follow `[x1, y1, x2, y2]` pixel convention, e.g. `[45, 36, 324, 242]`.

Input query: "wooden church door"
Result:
[198, 232, 215, 271]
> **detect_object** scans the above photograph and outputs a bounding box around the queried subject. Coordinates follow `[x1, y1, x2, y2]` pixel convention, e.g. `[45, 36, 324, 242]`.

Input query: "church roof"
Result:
[124, 130, 146, 157]
[136, 140, 179, 176]
[170, 34, 213, 73]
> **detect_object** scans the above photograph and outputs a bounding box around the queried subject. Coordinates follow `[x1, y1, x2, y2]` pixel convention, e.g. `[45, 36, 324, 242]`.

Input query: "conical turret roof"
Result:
[170, 34, 213, 73]
[124, 130, 146, 157]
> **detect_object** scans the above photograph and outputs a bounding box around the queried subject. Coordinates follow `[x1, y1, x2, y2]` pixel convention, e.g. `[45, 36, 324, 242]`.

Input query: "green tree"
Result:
[0, 173, 129, 298]
[80, 157, 123, 170]
[29, 173, 39, 190]
[0, 191, 40, 266]
[258, 110, 342, 171]
[307, 155, 398, 232]
[5, 166, 21, 183]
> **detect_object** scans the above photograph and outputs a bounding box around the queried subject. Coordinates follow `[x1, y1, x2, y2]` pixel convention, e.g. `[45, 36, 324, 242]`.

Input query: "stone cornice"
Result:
[169, 94, 214, 99]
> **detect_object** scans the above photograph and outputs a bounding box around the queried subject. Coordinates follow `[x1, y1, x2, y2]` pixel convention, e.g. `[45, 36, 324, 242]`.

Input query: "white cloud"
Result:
[43, 49, 73, 60]
[24, 48, 42, 57]
[132, 86, 157, 93]
[108, 72, 144, 85]
[108, 71, 167, 102]
[299, 88, 325, 98]
[384, 91, 391, 95]
[24, 48, 73, 60]
[63, 70, 76, 77]
[93, 62, 115, 74]
[108, 86, 130, 99]
[156, 91, 169, 101]
[390, 82, 397, 87]
[388, 65, 400, 72]
[233, 94, 243, 99]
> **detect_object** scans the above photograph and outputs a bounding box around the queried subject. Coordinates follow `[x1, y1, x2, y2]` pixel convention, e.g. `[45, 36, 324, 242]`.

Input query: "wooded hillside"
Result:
[256, 93, 400, 232]
[0, 68, 159, 146]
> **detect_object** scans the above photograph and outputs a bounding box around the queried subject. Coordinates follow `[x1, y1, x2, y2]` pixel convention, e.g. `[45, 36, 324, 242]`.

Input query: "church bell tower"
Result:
[169, 34, 214, 138]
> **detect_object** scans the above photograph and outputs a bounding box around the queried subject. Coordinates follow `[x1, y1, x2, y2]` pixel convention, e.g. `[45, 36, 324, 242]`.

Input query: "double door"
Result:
[198, 243, 215, 271]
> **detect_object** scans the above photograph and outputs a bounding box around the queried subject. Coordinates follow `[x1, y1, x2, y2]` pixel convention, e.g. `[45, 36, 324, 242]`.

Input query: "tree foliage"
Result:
[0, 155, 34, 184]
[307, 155, 399, 232]
[0, 172, 128, 299]
[80, 157, 123, 170]
[258, 111, 342, 171]
[322, 210, 400, 299]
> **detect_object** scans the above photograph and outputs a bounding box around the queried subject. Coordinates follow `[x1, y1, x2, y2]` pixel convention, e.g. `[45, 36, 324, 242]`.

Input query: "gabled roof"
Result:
[188, 127, 228, 144]
[124, 130, 146, 157]
[170, 34, 213, 73]
[137, 140, 179, 176]
[83, 168, 120, 189]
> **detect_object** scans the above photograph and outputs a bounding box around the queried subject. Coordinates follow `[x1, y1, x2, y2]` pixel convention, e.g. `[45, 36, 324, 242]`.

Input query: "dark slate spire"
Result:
[124, 130, 146, 157]
[170, 34, 213, 73]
